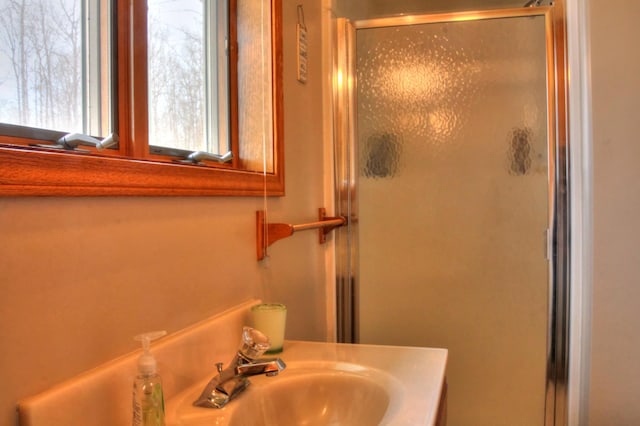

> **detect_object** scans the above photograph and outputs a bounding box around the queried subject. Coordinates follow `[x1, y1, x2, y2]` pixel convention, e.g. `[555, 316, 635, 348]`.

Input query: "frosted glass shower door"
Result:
[355, 15, 550, 426]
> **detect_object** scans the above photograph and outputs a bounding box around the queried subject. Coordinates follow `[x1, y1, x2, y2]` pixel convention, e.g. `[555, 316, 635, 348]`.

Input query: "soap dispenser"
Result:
[132, 331, 167, 426]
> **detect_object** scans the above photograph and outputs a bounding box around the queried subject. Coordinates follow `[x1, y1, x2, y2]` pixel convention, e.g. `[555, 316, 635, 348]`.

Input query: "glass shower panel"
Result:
[356, 16, 549, 426]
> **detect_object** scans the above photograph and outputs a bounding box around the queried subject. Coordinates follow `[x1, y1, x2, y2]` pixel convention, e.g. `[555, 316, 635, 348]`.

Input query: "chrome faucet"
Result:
[193, 327, 286, 408]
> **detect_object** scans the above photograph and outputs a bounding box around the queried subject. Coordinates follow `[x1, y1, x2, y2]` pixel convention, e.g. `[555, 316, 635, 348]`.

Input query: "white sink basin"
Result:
[166, 341, 447, 426]
[227, 364, 393, 426]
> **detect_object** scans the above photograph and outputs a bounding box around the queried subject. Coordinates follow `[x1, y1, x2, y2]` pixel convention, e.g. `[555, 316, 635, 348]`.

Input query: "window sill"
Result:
[0, 145, 284, 196]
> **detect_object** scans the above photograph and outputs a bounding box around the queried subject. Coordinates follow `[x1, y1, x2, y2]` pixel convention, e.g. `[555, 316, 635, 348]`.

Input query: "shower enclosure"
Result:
[332, 4, 568, 426]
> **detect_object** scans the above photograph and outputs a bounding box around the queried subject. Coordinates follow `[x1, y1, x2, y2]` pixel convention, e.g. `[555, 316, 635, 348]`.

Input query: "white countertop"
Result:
[17, 299, 447, 426]
[166, 340, 448, 426]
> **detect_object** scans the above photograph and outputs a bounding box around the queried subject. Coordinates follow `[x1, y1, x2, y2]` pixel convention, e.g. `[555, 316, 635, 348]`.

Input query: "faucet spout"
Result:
[236, 357, 287, 377]
[193, 327, 286, 409]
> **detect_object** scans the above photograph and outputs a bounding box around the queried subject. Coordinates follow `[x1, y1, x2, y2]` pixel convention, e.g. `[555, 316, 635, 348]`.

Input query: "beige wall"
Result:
[3, 0, 638, 424]
[589, 0, 640, 424]
[0, 1, 327, 425]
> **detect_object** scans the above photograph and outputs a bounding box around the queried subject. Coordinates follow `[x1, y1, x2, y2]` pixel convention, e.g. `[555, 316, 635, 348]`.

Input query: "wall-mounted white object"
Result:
[297, 5, 308, 83]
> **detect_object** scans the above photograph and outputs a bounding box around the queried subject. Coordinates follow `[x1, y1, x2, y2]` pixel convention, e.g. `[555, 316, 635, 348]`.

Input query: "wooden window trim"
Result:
[0, 0, 284, 197]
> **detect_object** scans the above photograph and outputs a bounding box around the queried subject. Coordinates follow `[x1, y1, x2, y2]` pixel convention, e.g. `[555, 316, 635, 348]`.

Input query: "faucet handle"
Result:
[239, 327, 271, 360]
[216, 362, 224, 376]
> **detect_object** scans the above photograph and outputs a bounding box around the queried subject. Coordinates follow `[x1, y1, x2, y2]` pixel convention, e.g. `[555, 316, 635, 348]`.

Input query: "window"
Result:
[0, 0, 113, 136]
[147, 0, 230, 156]
[0, 0, 283, 196]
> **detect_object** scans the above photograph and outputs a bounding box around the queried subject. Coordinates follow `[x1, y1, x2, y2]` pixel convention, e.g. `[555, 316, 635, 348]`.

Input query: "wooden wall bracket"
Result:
[256, 208, 347, 260]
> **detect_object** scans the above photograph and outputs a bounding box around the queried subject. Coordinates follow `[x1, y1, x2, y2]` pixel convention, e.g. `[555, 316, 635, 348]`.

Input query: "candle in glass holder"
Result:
[251, 303, 287, 354]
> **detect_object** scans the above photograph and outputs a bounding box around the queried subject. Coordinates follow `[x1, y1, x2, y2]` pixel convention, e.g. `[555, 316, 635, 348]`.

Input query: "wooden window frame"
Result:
[0, 0, 284, 197]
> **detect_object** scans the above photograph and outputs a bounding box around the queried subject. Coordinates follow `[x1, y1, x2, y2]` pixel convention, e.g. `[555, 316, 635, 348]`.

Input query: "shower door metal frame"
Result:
[332, 5, 569, 426]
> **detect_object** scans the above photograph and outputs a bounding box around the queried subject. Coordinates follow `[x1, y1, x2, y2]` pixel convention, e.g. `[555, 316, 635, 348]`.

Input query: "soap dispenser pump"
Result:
[132, 331, 167, 426]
